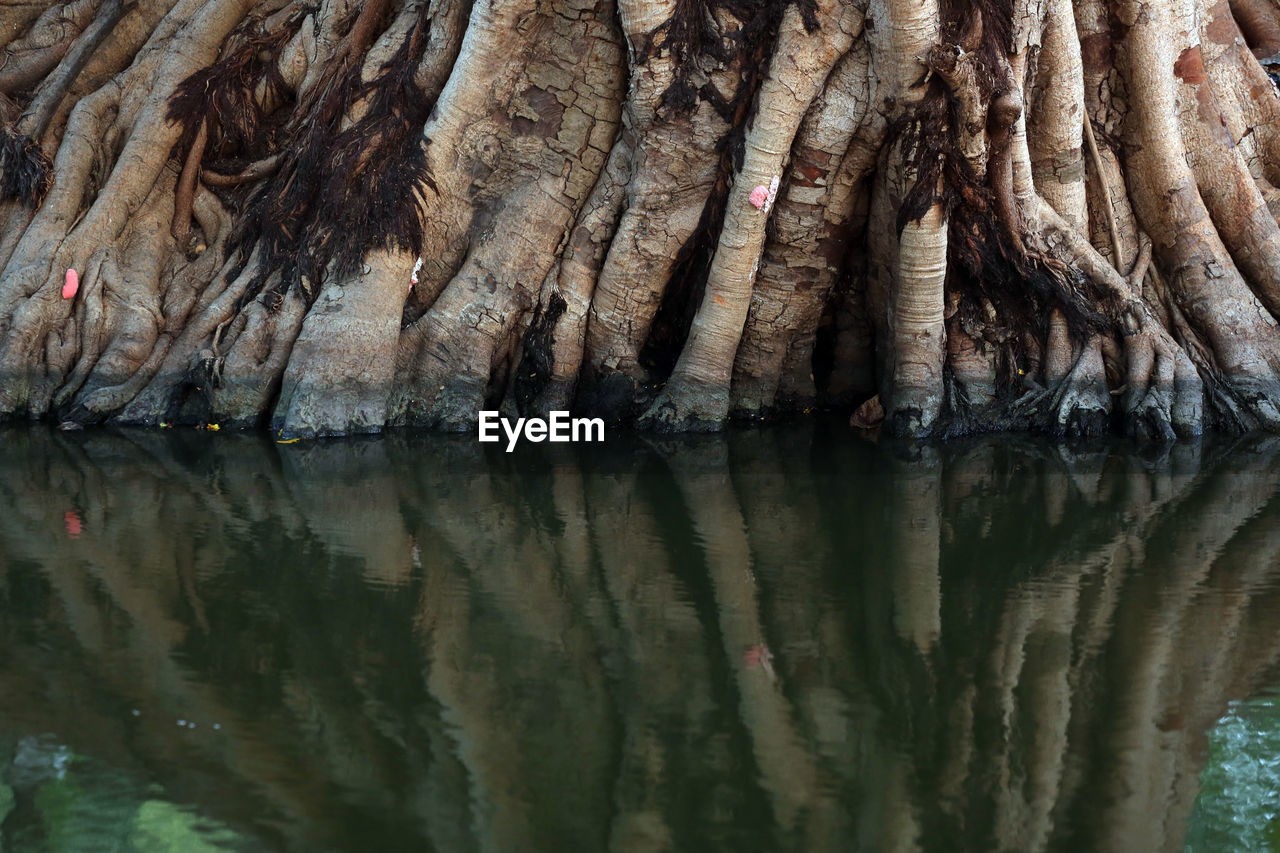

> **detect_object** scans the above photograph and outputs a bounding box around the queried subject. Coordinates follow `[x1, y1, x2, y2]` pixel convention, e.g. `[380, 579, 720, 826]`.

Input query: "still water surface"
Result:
[0, 424, 1278, 851]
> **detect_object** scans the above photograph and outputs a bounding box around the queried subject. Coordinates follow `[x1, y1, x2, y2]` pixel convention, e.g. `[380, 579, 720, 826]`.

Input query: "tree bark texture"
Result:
[5, 0, 1280, 437]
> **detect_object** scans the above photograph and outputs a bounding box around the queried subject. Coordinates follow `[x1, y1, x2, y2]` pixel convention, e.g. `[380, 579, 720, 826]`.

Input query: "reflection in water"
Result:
[0, 425, 1279, 851]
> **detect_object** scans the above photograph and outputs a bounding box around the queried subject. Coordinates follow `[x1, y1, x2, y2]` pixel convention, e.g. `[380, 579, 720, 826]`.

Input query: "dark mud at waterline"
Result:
[0, 424, 1278, 851]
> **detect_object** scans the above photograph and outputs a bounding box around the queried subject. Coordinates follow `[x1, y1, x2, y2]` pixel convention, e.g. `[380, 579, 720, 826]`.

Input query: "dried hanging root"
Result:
[172, 118, 208, 247]
[0, 124, 52, 206]
[200, 152, 282, 186]
[1082, 115, 1124, 271]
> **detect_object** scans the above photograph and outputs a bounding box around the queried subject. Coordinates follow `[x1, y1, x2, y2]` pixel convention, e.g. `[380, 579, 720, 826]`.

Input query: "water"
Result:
[0, 423, 1278, 852]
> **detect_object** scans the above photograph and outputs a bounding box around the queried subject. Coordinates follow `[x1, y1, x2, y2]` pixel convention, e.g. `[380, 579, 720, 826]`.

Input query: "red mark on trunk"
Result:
[744, 644, 777, 681]
[65, 511, 82, 537]
[789, 153, 829, 187]
[1174, 46, 1207, 84]
[62, 269, 78, 300]
[1175, 45, 1233, 145]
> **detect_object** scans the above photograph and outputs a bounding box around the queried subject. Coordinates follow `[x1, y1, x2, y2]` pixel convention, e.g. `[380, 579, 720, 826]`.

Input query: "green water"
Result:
[0, 424, 1278, 852]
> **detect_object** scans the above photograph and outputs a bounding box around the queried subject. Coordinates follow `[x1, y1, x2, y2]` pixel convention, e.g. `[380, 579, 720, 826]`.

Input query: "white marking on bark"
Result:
[764, 175, 781, 214]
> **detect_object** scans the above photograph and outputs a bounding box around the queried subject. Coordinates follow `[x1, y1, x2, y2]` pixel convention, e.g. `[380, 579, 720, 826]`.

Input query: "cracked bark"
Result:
[1, 0, 1280, 439]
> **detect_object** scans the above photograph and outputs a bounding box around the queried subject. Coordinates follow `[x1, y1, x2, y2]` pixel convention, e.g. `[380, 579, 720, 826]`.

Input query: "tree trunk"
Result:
[4, 0, 1280, 439]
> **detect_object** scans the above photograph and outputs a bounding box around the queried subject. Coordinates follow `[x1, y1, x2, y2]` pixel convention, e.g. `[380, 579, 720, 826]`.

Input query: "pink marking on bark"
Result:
[65, 511, 82, 537]
[62, 269, 78, 300]
[749, 185, 770, 209]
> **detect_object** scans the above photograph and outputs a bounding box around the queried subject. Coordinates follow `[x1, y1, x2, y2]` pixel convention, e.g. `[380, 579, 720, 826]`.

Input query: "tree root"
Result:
[199, 151, 281, 186]
[636, 375, 730, 433]
[1083, 116, 1124, 268]
[19, 0, 130, 142]
[522, 133, 632, 419]
[1032, 201, 1203, 439]
[1042, 317, 1110, 438]
[171, 116, 206, 249]
[0, 0, 100, 94]
[51, 247, 110, 411]
[9, 0, 1280, 444]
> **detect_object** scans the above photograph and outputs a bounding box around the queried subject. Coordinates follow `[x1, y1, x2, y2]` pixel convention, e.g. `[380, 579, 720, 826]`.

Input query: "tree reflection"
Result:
[0, 425, 1278, 851]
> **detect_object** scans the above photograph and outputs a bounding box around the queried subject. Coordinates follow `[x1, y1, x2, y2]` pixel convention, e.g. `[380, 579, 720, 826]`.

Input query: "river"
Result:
[0, 423, 1277, 851]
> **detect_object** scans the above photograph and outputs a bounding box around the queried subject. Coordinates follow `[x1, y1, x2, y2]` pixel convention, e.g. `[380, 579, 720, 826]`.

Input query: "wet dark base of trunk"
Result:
[393, 375, 491, 434]
[0, 369, 1247, 445]
[636, 376, 732, 434]
[575, 369, 654, 425]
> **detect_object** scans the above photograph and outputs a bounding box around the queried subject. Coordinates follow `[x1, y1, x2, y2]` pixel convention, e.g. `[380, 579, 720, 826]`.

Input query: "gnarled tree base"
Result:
[3, 0, 1280, 441]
